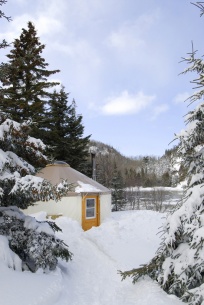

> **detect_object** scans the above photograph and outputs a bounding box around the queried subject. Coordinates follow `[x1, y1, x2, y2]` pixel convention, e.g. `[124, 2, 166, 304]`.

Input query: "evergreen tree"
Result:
[124, 168, 138, 187]
[0, 21, 60, 123]
[0, 206, 72, 272]
[161, 171, 171, 187]
[111, 163, 126, 211]
[45, 86, 90, 172]
[66, 98, 90, 172]
[0, 112, 72, 272]
[120, 4, 204, 304]
[0, 114, 71, 208]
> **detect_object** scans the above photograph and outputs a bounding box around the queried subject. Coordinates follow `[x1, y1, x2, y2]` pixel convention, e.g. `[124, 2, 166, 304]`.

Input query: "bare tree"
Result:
[124, 187, 141, 210]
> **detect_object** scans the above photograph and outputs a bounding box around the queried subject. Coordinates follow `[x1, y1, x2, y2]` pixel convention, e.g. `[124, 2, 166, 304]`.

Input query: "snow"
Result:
[126, 185, 185, 192]
[23, 215, 54, 235]
[27, 136, 46, 150]
[0, 236, 22, 271]
[0, 210, 183, 305]
[7, 151, 34, 173]
[10, 175, 45, 194]
[75, 181, 101, 193]
[0, 206, 54, 235]
[89, 145, 98, 154]
[0, 149, 10, 170]
[0, 119, 21, 139]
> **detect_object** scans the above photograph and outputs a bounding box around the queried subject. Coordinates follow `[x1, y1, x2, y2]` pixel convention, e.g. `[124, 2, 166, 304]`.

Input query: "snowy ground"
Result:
[0, 210, 184, 305]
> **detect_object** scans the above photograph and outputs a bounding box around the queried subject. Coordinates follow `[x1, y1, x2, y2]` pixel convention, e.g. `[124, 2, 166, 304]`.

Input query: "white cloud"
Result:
[0, 14, 31, 43]
[0, 0, 65, 43]
[51, 40, 101, 67]
[101, 91, 156, 116]
[64, 0, 107, 22]
[35, 17, 63, 37]
[151, 104, 169, 120]
[107, 9, 161, 53]
[173, 92, 191, 104]
[108, 25, 144, 50]
[105, 8, 171, 85]
[0, 0, 103, 105]
[50, 39, 102, 95]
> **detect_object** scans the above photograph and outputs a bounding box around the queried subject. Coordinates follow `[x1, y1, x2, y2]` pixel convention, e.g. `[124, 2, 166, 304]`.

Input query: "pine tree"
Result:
[120, 4, 204, 304]
[45, 86, 90, 172]
[0, 21, 60, 123]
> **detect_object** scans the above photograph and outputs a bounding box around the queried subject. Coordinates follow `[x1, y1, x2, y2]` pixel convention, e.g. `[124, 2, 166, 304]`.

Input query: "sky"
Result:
[1, 0, 204, 157]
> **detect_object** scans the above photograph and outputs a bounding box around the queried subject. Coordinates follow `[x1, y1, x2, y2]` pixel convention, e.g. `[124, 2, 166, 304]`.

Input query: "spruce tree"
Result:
[0, 21, 60, 123]
[0, 113, 70, 208]
[111, 163, 126, 211]
[120, 3, 204, 304]
[45, 86, 90, 172]
[66, 98, 90, 172]
[0, 112, 72, 272]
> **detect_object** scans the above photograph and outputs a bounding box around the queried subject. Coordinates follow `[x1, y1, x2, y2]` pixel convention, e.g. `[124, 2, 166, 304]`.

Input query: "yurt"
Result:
[24, 161, 111, 231]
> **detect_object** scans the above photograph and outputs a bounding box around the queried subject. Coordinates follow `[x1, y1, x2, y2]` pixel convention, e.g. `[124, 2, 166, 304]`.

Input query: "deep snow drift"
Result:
[0, 210, 184, 305]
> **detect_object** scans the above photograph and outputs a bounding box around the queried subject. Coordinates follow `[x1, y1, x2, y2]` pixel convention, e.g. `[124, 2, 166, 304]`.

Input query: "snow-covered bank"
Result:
[1, 210, 184, 305]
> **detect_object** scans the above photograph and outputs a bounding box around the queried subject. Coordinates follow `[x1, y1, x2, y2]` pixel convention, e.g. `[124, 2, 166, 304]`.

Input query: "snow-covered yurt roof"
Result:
[36, 161, 111, 195]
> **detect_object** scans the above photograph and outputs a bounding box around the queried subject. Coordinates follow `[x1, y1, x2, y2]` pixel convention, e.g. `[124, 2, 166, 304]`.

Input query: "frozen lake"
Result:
[117, 187, 185, 212]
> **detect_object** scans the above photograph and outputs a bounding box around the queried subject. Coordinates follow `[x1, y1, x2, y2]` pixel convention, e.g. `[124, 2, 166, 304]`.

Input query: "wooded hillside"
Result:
[87, 140, 183, 189]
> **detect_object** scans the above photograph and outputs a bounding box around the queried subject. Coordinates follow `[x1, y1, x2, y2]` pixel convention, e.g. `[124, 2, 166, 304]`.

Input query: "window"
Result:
[86, 198, 96, 219]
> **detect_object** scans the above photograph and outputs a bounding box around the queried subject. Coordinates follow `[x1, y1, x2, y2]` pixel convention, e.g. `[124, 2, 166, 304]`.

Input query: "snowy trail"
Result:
[52, 211, 183, 305]
[54, 227, 127, 305]
[1, 211, 184, 305]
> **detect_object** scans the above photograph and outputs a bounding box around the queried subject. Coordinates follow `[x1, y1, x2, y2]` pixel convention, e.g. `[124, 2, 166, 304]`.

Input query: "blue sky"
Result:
[1, 0, 204, 157]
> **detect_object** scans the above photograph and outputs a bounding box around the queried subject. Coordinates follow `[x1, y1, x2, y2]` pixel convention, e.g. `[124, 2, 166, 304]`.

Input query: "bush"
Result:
[0, 206, 72, 272]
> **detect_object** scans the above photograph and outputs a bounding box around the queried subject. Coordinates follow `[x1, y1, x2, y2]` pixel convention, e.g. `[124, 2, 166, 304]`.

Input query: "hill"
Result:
[88, 140, 180, 188]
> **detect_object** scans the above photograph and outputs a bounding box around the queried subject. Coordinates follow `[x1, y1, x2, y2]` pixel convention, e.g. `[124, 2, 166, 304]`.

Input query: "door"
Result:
[82, 195, 100, 231]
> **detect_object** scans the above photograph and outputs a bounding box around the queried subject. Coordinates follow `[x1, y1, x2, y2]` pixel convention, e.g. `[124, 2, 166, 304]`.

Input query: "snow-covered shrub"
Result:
[0, 206, 72, 272]
[0, 113, 73, 272]
[0, 115, 71, 208]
